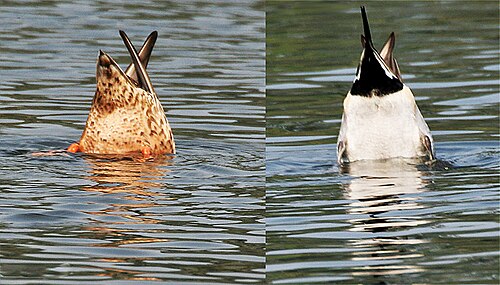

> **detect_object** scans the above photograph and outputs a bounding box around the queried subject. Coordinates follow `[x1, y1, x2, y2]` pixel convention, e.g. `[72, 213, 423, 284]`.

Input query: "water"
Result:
[0, 1, 498, 284]
[0, 0, 265, 284]
[267, 2, 499, 284]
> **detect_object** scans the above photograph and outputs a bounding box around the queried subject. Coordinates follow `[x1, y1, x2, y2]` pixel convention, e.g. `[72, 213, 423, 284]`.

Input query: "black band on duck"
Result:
[350, 6, 403, 97]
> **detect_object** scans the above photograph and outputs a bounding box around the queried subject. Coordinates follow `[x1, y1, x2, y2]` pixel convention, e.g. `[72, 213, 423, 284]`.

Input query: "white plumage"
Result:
[338, 86, 433, 162]
[337, 7, 434, 164]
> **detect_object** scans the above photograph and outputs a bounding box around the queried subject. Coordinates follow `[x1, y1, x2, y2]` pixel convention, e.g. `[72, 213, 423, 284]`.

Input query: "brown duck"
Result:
[68, 31, 175, 157]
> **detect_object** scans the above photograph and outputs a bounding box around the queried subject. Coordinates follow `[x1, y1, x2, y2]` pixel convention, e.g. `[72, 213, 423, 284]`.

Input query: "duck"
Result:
[67, 30, 175, 158]
[337, 6, 434, 164]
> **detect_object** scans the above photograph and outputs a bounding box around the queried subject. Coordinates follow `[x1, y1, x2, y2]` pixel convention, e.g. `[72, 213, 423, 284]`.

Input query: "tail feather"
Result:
[360, 6, 373, 47]
[380, 32, 402, 80]
[124, 31, 157, 84]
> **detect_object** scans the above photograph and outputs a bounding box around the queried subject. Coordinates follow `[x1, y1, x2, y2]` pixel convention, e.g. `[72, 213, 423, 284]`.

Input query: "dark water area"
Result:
[267, 2, 499, 284]
[0, 0, 265, 284]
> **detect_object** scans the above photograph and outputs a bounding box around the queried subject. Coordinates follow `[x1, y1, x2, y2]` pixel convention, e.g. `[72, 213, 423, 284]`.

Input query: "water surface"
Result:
[267, 2, 499, 284]
[0, 0, 265, 283]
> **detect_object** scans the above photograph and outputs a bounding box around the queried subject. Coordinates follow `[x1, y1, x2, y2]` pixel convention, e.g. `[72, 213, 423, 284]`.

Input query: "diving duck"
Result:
[68, 31, 175, 157]
[337, 7, 434, 164]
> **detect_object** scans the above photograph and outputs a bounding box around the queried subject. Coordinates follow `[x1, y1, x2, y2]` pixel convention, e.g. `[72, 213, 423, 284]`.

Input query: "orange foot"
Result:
[141, 146, 153, 159]
[67, 143, 80, 153]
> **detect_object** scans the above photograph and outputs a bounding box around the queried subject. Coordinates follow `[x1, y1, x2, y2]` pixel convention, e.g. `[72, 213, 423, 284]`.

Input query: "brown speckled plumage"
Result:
[76, 31, 175, 156]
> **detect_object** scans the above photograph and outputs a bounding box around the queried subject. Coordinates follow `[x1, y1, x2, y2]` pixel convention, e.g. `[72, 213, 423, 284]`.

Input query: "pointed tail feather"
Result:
[124, 31, 157, 83]
[380, 32, 402, 80]
[360, 6, 373, 47]
[119, 30, 155, 94]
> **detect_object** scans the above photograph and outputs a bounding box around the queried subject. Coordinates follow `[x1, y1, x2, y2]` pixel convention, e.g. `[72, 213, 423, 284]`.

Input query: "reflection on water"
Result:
[83, 156, 173, 194]
[344, 161, 429, 229]
[343, 160, 430, 277]
[81, 156, 173, 235]
[79, 157, 174, 281]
